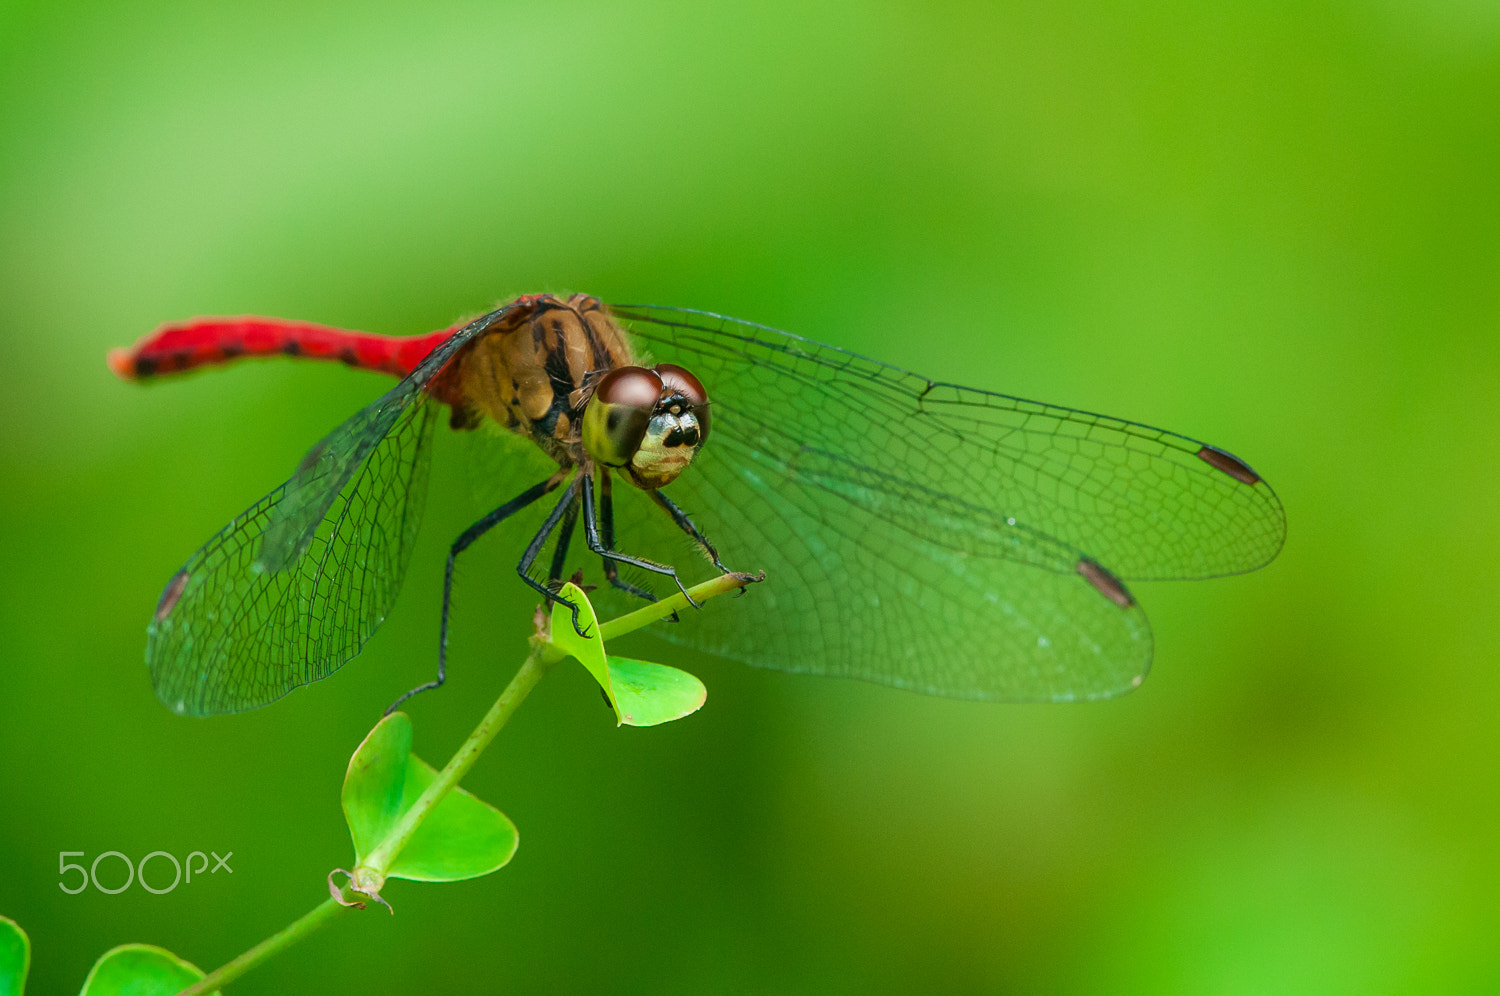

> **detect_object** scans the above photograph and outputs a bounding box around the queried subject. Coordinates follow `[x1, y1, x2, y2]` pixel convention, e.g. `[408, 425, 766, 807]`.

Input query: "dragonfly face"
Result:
[580, 363, 710, 490]
[112, 293, 1286, 716]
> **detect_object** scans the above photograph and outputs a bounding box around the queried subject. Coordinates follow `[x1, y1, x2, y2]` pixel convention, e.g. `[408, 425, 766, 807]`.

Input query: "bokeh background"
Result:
[2, 1, 1497, 992]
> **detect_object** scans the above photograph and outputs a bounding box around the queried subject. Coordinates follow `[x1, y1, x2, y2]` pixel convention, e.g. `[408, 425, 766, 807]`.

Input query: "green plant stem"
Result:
[361, 646, 554, 873]
[177, 897, 344, 996]
[592, 571, 761, 648]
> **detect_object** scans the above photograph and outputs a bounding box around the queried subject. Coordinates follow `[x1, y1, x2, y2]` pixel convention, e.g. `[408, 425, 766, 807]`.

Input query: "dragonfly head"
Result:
[582, 363, 710, 490]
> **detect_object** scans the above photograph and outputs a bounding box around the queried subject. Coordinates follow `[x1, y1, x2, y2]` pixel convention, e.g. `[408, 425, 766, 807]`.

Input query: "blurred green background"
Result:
[1, 1, 1496, 992]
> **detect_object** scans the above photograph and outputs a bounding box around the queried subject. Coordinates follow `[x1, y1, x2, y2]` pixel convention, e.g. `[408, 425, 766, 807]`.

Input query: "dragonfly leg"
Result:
[547, 498, 579, 585]
[582, 473, 701, 608]
[598, 469, 672, 612]
[516, 474, 590, 637]
[385, 470, 572, 715]
[649, 489, 729, 573]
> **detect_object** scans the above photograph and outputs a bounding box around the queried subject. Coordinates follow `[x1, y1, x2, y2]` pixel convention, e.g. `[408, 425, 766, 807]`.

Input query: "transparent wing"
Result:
[146, 303, 520, 715]
[146, 397, 439, 715]
[588, 305, 1285, 701]
[616, 306, 1285, 581]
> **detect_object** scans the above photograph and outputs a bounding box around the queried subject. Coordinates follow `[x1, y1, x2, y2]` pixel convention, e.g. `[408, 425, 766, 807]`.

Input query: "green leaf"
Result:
[341, 712, 412, 865]
[342, 712, 518, 883]
[547, 582, 619, 720]
[607, 656, 707, 727]
[0, 916, 28, 996]
[387, 755, 519, 882]
[78, 944, 214, 996]
[546, 583, 708, 727]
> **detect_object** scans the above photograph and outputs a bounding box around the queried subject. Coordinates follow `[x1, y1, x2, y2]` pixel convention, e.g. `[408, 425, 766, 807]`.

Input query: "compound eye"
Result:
[596, 366, 663, 408]
[583, 366, 662, 466]
[655, 363, 710, 443]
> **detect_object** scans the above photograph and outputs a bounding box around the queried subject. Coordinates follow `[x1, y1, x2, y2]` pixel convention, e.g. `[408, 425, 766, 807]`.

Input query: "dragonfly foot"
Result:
[671, 575, 703, 609]
[563, 595, 591, 638]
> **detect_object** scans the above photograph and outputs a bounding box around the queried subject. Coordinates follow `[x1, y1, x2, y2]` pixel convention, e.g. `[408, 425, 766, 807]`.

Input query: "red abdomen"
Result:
[108, 316, 456, 382]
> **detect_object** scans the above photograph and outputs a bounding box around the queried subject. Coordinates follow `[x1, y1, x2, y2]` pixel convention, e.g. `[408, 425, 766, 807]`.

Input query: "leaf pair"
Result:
[548, 582, 708, 727]
[338, 711, 517, 897]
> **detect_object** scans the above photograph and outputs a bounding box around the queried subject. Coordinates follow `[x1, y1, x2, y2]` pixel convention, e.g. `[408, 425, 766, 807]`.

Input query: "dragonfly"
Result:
[110, 293, 1285, 716]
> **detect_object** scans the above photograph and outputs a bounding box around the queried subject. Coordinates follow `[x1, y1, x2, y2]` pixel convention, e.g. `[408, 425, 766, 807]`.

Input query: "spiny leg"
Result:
[599, 470, 681, 622]
[386, 470, 569, 714]
[598, 469, 662, 605]
[516, 474, 590, 637]
[547, 498, 579, 586]
[581, 472, 699, 607]
[649, 489, 730, 573]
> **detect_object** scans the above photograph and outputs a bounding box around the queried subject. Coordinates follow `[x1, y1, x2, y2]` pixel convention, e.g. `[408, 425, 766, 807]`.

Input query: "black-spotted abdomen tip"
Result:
[1077, 557, 1135, 609]
[1196, 444, 1262, 486]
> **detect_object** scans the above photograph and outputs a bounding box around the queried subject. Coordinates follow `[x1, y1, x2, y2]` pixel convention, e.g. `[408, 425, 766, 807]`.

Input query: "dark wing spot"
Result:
[1196, 445, 1261, 485]
[153, 569, 190, 623]
[1077, 558, 1134, 608]
[297, 439, 328, 473]
[282, 340, 302, 356]
[338, 347, 359, 366]
[134, 356, 158, 377]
